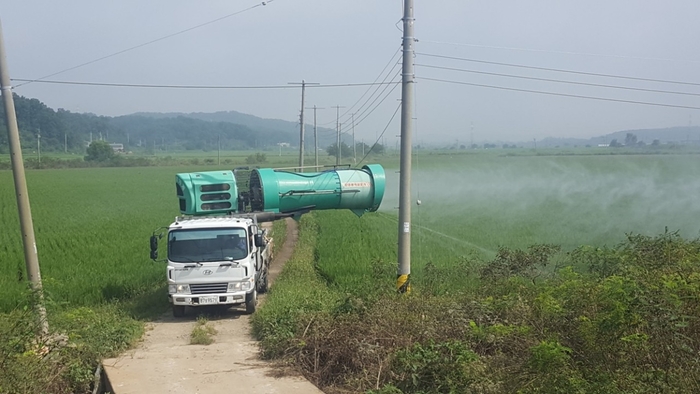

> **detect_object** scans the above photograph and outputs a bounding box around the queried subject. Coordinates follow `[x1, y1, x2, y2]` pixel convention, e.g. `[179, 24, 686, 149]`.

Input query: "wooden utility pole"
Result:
[0, 19, 49, 335]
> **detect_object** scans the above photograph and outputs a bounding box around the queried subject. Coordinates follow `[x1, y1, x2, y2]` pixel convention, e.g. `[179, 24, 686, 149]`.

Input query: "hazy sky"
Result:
[3, 1, 699, 143]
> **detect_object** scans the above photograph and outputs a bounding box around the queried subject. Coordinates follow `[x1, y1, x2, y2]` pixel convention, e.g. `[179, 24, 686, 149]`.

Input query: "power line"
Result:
[356, 102, 402, 167]
[353, 76, 402, 128]
[337, 47, 402, 121]
[419, 76, 700, 110]
[14, 1, 275, 89]
[418, 40, 700, 64]
[417, 52, 700, 87]
[416, 63, 700, 97]
[9, 78, 399, 90]
[319, 48, 402, 126]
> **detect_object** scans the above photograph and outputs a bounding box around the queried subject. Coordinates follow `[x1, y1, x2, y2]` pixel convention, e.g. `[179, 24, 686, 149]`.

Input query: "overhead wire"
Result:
[319, 48, 402, 127]
[10, 79, 399, 90]
[336, 46, 402, 121]
[417, 52, 700, 87]
[418, 39, 700, 64]
[415, 63, 700, 97]
[356, 101, 402, 167]
[418, 76, 700, 110]
[353, 72, 402, 127]
[14, 1, 275, 89]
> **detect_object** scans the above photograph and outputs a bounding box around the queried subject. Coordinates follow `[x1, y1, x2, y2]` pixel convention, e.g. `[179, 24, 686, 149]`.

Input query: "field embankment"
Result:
[254, 211, 700, 393]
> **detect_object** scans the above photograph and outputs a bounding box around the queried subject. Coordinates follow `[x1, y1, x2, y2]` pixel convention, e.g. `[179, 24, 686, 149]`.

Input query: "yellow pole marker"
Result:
[396, 274, 411, 294]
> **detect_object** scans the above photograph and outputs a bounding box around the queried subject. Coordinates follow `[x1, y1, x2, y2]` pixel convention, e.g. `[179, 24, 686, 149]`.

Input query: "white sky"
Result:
[3, 1, 700, 143]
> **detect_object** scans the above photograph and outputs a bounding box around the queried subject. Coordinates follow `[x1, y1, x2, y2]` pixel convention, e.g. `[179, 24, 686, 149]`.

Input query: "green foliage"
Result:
[391, 341, 488, 394]
[190, 317, 217, 345]
[0, 302, 144, 394]
[85, 140, 115, 162]
[245, 152, 267, 164]
[479, 244, 560, 281]
[251, 215, 341, 359]
[257, 208, 700, 393]
[325, 142, 352, 159]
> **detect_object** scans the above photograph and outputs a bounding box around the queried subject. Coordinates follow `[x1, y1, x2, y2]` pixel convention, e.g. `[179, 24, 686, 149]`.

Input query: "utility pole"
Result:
[289, 80, 318, 172]
[217, 134, 221, 166]
[352, 113, 356, 164]
[0, 20, 49, 335]
[471, 122, 474, 148]
[37, 128, 41, 164]
[305, 105, 324, 170]
[397, 0, 415, 294]
[64, 133, 67, 153]
[331, 105, 345, 166]
[339, 123, 343, 164]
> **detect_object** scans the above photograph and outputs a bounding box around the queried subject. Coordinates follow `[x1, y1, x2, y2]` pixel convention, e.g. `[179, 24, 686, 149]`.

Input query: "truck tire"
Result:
[245, 289, 257, 314]
[172, 305, 185, 318]
[258, 265, 269, 294]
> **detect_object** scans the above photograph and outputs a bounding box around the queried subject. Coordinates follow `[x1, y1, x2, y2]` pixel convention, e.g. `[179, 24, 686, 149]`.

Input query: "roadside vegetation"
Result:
[190, 317, 217, 345]
[254, 213, 700, 393]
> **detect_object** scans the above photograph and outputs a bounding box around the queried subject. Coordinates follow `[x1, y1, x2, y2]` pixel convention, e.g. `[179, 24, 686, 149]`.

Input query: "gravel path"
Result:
[102, 218, 322, 394]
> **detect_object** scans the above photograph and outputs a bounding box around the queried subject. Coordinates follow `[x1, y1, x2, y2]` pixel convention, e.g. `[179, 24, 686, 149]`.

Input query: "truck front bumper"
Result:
[169, 291, 250, 306]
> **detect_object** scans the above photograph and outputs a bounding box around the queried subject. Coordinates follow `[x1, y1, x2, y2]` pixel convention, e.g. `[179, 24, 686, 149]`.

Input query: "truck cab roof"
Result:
[169, 216, 254, 230]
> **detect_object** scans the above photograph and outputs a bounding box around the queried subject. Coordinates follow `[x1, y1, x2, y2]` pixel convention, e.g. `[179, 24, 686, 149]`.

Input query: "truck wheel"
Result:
[245, 289, 257, 314]
[172, 305, 185, 318]
[259, 266, 269, 294]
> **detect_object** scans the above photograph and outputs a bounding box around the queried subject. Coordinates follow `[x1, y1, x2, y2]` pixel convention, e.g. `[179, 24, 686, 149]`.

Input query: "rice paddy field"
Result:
[313, 151, 700, 292]
[3, 149, 700, 392]
[2, 149, 700, 311]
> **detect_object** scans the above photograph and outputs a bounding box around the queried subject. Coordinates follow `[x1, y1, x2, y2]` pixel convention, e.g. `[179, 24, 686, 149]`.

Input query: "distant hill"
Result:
[527, 126, 700, 148]
[604, 126, 700, 144]
[135, 111, 343, 148]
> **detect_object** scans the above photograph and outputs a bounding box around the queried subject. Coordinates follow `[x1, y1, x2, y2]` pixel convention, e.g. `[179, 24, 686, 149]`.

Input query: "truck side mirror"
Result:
[254, 234, 266, 248]
[150, 235, 158, 260]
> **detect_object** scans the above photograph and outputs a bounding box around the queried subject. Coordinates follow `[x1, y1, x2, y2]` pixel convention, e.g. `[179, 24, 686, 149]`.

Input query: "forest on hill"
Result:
[0, 94, 298, 154]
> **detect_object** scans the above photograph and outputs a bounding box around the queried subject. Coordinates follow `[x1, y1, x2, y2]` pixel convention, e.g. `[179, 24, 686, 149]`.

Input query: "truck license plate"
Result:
[199, 296, 217, 305]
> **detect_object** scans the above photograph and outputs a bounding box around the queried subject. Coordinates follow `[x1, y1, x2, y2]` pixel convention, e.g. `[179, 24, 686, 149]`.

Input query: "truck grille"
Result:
[190, 283, 227, 294]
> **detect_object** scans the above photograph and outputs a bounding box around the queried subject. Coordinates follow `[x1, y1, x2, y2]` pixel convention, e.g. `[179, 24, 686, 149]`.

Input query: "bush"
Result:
[245, 152, 267, 164]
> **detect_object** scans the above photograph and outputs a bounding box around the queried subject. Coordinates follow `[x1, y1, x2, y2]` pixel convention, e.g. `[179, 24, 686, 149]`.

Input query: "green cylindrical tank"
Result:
[176, 171, 238, 215]
[177, 164, 385, 216]
[248, 164, 385, 216]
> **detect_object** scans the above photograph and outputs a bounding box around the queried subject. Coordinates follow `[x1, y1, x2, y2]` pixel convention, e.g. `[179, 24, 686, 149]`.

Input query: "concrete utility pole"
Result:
[305, 105, 324, 170]
[352, 113, 357, 164]
[37, 128, 41, 164]
[289, 80, 318, 172]
[397, 0, 415, 294]
[0, 19, 49, 335]
[331, 105, 345, 166]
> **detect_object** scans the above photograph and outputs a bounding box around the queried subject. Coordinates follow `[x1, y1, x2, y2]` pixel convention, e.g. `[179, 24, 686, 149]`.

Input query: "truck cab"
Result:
[158, 216, 270, 317]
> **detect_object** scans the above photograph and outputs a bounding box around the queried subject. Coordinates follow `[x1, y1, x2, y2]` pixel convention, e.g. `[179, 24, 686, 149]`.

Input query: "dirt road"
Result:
[103, 219, 322, 394]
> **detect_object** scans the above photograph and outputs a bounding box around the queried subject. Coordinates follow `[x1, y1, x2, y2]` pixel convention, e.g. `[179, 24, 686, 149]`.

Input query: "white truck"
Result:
[151, 215, 272, 317]
[150, 165, 385, 317]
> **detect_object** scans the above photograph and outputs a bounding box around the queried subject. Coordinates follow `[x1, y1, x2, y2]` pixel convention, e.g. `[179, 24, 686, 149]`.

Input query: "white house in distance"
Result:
[109, 143, 124, 152]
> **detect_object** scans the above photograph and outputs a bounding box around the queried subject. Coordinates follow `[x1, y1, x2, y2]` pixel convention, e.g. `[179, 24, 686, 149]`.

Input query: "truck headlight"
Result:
[228, 280, 252, 292]
[170, 284, 190, 294]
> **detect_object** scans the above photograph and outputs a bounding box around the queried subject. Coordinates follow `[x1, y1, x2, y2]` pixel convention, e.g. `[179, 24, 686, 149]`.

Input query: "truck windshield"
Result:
[168, 228, 248, 263]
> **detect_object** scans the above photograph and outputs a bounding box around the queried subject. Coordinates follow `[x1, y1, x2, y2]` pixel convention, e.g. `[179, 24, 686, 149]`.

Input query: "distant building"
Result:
[109, 143, 124, 152]
[597, 144, 609, 147]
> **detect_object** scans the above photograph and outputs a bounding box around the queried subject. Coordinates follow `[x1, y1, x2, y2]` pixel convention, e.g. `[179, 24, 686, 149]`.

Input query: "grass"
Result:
[190, 317, 217, 345]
